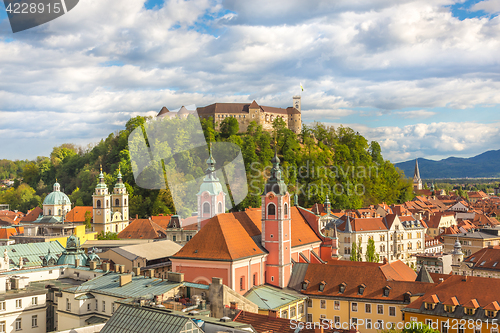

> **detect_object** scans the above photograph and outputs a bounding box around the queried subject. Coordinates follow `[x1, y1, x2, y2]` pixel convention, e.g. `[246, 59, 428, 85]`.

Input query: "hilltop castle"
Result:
[157, 96, 302, 134]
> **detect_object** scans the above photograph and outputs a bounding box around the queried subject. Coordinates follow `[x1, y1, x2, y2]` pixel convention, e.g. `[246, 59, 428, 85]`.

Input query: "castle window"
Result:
[268, 203, 276, 216]
[203, 202, 210, 215]
[96, 200, 101, 208]
[284, 203, 288, 216]
[115, 199, 119, 206]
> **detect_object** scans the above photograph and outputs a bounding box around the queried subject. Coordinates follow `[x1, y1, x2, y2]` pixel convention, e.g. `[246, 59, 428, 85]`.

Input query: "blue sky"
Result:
[1, 0, 500, 163]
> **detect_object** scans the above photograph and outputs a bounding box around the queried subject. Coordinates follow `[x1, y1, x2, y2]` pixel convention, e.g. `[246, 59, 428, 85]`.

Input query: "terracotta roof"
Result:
[249, 100, 259, 108]
[337, 215, 388, 232]
[443, 296, 460, 306]
[150, 215, 173, 229]
[172, 214, 265, 261]
[157, 106, 170, 116]
[182, 223, 198, 231]
[172, 206, 320, 261]
[65, 206, 92, 223]
[464, 246, 500, 270]
[380, 260, 418, 281]
[117, 219, 167, 239]
[0, 226, 22, 239]
[21, 206, 43, 222]
[298, 262, 434, 301]
[233, 310, 346, 333]
[484, 301, 500, 311]
[406, 275, 500, 310]
[463, 299, 480, 309]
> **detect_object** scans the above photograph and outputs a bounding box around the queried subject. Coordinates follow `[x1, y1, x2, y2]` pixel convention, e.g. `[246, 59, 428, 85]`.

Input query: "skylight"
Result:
[480, 261, 486, 266]
[493, 262, 498, 267]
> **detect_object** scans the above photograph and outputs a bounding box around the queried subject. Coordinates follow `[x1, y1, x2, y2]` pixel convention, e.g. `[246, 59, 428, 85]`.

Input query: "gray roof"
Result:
[112, 240, 182, 261]
[415, 265, 434, 283]
[66, 272, 181, 299]
[444, 232, 500, 239]
[100, 303, 200, 333]
[0, 241, 65, 268]
[288, 262, 309, 291]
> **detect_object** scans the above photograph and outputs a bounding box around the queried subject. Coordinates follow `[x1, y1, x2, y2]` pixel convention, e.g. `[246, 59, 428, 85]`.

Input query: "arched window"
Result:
[115, 199, 119, 206]
[58, 209, 62, 215]
[284, 203, 288, 216]
[124, 199, 127, 206]
[48, 209, 52, 215]
[267, 203, 276, 216]
[96, 200, 101, 208]
[203, 202, 210, 215]
[106, 200, 109, 207]
[218, 202, 222, 213]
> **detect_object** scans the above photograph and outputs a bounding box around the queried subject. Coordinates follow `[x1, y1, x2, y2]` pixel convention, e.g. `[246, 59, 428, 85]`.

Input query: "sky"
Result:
[1, 0, 500, 163]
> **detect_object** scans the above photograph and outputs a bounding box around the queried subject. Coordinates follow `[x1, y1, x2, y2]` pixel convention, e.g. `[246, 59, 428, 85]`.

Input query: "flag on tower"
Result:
[300, 83, 304, 91]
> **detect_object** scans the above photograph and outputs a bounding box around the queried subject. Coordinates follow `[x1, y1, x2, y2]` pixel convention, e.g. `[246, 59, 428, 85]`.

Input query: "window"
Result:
[87, 303, 91, 311]
[307, 299, 312, 308]
[352, 302, 358, 312]
[281, 310, 288, 319]
[96, 200, 101, 208]
[271, 276, 274, 282]
[0, 321, 5, 333]
[320, 300, 326, 309]
[31, 315, 37, 328]
[334, 316, 340, 324]
[0, 302, 5, 311]
[366, 319, 372, 329]
[218, 202, 222, 213]
[66, 298, 71, 311]
[334, 301, 340, 310]
[95, 299, 98, 311]
[307, 314, 313, 322]
[442, 321, 449, 333]
[115, 199, 119, 206]
[365, 303, 371, 313]
[253, 273, 257, 286]
[172, 235, 176, 242]
[389, 306, 396, 316]
[290, 307, 296, 318]
[475, 326, 481, 333]
[102, 301, 106, 312]
[15, 318, 22, 331]
[268, 203, 276, 215]
[459, 325, 465, 333]
[32, 297, 38, 305]
[319, 282, 326, 292]
[240, 276, 245, 291]
[426, 319, 432, 327]
[493, 328, 499, 333]
[377, 304, 383, 314]
[320, 314, 326, 319]
[16, 299, 22, 308]
[352, 318, 358, 326]
[299, 304, 304, 314]
[203, 202, 210, 214]
[284, 203, 288, 216]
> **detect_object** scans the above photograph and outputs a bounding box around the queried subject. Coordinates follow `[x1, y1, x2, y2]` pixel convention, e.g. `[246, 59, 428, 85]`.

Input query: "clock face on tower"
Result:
[96, 210, 101, 215]
[269, 193, 275, 200]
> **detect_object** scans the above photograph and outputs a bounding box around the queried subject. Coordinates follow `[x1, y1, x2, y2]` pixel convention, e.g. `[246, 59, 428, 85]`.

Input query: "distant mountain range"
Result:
[394, 150, 500, 179]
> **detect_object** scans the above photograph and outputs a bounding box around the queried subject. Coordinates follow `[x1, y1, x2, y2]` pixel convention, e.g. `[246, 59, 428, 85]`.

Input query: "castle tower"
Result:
[197, 145, 225, 231]
[261, 147, 291, 288]
[413, 159, 423, 191]
[451, 238, 464, 266]
[111, 166, 129, 232]
[92, 165, 111, 232]
[293, 95, 301, 112]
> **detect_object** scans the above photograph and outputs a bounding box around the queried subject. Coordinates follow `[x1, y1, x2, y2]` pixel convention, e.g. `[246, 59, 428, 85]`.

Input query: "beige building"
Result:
[443, 230, 500, 257]
[158, 97, 302, 134]
[100, 240, 182, 278]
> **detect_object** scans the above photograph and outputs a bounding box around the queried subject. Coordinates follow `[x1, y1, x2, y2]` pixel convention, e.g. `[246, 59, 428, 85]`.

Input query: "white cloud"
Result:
[471, 0, 500, 14]
[1, 0, 500, 160]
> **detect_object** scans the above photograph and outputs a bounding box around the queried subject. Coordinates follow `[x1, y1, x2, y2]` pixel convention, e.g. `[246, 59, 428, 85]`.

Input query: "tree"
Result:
[350, 240, 362, 261]
[220, 117, 239, 138]
[365, 238, 380, 262]
[84, 211, 92, 230]
[97, 231, 120, 240]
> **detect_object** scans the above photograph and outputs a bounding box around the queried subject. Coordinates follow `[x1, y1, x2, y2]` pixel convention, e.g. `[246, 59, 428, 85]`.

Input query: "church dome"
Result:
[57, 235, 88, 266]
[43, 182, 71, 205]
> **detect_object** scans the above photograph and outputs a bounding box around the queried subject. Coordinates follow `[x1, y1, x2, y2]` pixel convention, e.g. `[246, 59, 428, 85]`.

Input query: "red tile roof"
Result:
[20, 207, 42, 222]
[337, 216, 387, 232]
[300, 262, 433, 301]
[406, 275, 500, 310]
[150, 215, 173, 229]
[117, 219, 167, 239]
[464, 246, 500, 271]
[233, 310, 348, 333]
[65, 206, 92, 223]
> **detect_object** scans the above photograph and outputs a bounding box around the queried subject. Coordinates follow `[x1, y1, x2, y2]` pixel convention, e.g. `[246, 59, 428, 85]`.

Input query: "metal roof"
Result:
[115, 240, 182, 261]
[0, 240, 65, 268]
[287, 262, 309, 291]
[183, 282, 209, 290]
[66, 272, 181, 299]
[99, 303, 198, 333]
[245, 285, 304, 310]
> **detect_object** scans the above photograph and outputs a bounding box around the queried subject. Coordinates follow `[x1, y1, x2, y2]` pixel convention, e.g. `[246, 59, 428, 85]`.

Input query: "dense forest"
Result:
[0, 115, 413, 217]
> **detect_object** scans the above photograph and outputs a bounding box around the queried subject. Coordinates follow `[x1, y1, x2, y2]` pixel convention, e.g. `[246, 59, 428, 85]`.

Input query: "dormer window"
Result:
[383, 286, 391, 297]
[425, 303, 435, 310]
[339, 282, 346, 294]
[301, 280, 310, 290]
[465, 308, 475, 315]
[404, 292, 411, 303]
[319, 281, 327, 292]
[358, 284, 366, 295]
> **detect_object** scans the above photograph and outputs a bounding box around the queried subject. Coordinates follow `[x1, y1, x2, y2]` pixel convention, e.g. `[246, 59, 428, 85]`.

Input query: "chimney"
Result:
[167, 272, 184, 283]
[230, 302, 238, 310]
[74, 258, 80, 268]
[462, 276, 468, 282]
[102, 262, 110, 271]
[147, 269, 155, 278]
[119, 265, 125, 274]
[268, 310, 278, 318]
[114, 264, 120, 273]
[133, 267, 141, 276]
[89, 261, 97, 270]
[119, 274, 132, 287]
[212, 277, 222, 285]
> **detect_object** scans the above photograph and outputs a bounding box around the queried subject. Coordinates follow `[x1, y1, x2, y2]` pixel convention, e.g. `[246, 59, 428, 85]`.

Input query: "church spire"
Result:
[264, 139, 287, 195]
[414, 159, 421, 180]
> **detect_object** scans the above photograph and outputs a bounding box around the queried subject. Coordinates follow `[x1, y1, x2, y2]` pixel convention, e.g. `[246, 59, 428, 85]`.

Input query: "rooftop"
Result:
[244, 285, 306, 310]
